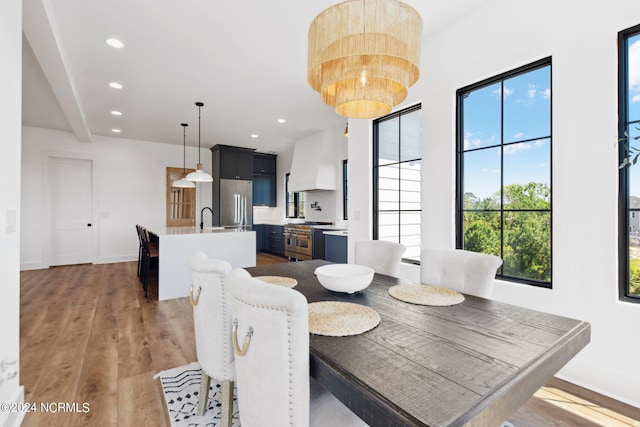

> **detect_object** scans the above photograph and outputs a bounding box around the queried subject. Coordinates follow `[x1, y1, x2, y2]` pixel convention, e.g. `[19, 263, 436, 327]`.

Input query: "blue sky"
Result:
[462, 66, 551, 200]
[629, 35, 640, 123]
[629, 35, 640, 199]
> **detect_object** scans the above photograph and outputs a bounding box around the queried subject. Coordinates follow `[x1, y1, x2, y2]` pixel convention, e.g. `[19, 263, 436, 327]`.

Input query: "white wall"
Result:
[21, 126, 213, 269]
[348, 0, 640, 408]
[1, 0, 24, 425]
[347, 119, 373, 260]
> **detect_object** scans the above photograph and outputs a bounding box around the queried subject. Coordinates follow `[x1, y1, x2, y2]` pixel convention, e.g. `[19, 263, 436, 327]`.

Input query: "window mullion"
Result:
[500, 81, 505, 269]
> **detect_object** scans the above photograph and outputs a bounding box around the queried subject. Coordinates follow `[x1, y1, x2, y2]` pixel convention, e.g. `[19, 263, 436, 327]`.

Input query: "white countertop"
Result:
[324, 230, 348, 236]
[148, 226, 254, 236]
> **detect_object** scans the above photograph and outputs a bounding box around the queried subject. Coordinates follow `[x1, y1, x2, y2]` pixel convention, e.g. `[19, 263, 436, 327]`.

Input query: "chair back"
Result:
[138, 226, 151, 253]
[227, 268, 310, 427]
[354, 240, 406, 277]
[189, 251, 235, 381]
[136, 225, 144, 249]
[420, 248, 502, 298]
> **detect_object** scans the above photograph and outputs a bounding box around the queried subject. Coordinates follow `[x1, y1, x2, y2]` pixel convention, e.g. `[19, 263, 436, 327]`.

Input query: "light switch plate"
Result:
[5, 209, 16, 233]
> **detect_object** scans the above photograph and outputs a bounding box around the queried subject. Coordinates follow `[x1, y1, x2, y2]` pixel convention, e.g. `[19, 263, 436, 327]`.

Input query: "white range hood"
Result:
[288, 130, 336, 192]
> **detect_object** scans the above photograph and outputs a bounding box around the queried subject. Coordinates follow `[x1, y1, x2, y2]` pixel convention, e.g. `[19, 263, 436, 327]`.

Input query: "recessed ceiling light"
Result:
[110, 110, 122, 116]
[250, 134, 259, 138]
[277, 118, 286, 123]
[111, 128, 121, 133]
[109, 82, 123, 89]
[105, 38, 124, 49]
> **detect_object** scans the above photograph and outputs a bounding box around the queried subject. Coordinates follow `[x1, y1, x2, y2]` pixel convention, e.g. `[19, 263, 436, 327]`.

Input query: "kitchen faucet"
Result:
[200, 207, 214, 229]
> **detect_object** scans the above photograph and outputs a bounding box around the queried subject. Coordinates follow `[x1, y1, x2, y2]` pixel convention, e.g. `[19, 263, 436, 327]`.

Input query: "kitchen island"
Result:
[147, 226, 256, 301]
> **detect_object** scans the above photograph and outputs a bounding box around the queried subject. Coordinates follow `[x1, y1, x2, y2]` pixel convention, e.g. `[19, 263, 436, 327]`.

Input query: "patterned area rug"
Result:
[155, 362, 240, 427]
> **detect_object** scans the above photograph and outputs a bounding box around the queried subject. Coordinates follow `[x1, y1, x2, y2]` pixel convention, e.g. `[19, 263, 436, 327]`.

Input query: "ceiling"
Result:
[22, 0, 488, 154]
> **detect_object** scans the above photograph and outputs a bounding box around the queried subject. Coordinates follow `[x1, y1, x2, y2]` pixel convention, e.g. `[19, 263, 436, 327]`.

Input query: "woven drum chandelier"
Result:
[308, 0, 422, 119]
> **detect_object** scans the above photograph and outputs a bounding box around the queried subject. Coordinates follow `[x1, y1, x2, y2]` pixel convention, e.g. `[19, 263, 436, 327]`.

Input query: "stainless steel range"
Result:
[284, 222, 332, 261]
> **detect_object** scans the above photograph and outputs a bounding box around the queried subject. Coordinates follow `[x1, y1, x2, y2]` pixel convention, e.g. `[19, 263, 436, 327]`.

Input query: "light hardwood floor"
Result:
[19, 255, 640, 427]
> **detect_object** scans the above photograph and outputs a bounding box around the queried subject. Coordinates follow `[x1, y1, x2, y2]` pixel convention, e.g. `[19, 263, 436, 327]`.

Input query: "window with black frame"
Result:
[456, 58, 552, 287]
[619, 24, 640, 302]
[343, 159, 348, 220]
[373, 104, 421, 263]
[285, 173, 305, 219]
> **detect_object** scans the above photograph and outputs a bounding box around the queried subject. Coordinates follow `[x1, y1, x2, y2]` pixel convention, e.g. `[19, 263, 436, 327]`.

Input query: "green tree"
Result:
[503, 211, 551, 281]
[502, 182, 551, 281]
[629, 259, 640, 295]
[463, 182, 551, 282]
[464, 212, 500, 256]
[503, 182, 550, 209]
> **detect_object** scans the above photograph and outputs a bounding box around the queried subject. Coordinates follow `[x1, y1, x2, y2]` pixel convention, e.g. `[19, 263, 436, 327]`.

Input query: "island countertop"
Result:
[148, 225, 253, 236]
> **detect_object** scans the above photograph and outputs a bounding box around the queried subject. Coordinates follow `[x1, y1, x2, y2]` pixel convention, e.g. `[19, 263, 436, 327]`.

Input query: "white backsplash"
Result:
[303, 190, 340, 223]
[253, 206, 284, 224]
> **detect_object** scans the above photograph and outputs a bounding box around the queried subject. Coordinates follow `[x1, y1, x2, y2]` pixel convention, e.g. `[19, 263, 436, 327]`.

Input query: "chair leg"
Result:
[142, 255, 150, 298]
[137, 245, 143, 278]
[221, 380, 234, 427]
[197, 372, 211, 416]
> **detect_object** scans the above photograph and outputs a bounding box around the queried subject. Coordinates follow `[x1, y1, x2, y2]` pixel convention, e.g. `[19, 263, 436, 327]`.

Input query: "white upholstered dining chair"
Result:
[189, 251, 235, 426]
[354, 239, 406, 277]
[420, 248, 503, 299]
[227, 268, 368, 427]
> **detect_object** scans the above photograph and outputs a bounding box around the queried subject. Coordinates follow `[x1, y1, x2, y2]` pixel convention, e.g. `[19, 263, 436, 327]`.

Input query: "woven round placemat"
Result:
[308, 301, 380, 337]
[388, 284, 465, 306]
[253, 275, 297, 288]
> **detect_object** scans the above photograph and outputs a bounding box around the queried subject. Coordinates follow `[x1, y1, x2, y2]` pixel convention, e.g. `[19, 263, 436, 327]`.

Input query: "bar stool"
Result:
[135, 225, 144, 280]
[139, 226, 159, 297]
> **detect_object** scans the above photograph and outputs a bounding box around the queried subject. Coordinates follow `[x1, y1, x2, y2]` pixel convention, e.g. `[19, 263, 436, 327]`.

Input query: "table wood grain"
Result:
[246, 260, 591, 427]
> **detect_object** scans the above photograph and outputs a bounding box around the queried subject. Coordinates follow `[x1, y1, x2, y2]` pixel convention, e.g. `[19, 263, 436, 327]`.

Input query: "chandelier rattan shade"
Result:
[308, 0, 422, 119]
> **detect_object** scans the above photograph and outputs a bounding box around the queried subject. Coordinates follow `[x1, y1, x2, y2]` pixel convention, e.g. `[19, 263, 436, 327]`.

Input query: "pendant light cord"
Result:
[181, 123, 188, 174]
[196, 101, 204, 163]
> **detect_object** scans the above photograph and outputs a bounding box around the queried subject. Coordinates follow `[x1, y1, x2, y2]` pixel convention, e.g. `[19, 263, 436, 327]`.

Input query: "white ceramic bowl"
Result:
[314, 264, 374, 294]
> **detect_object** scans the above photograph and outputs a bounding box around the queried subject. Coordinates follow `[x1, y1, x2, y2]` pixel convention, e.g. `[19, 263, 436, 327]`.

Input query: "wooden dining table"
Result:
[246, 260, 590, 427]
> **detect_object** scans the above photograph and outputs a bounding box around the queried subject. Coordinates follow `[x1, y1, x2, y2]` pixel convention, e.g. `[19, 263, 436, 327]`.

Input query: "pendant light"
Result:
[308, 0, 422, 119]
[172, 123, 196, 188]
[186, 101, 213, 182]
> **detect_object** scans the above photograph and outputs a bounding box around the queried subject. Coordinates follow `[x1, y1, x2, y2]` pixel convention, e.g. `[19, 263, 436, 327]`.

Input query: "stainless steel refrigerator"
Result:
[219, 179, 253, 227]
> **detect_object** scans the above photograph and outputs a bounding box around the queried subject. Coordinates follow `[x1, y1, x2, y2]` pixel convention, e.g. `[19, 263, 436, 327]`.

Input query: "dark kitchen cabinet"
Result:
[213, 145, 255, 180]
[254, 153, 276, 174]
[253, 224, 265, 252]
[253, 153, 277, 207]
[211, 145, 257, 226]
[325, 233, 348, 263]
[264, 225, 284, 256]
[312, 227, 334, 259]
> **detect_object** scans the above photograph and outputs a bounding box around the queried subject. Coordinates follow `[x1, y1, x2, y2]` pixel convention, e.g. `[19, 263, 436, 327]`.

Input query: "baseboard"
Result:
[19, 262, 48, 271]
[1, 385, 25, 427]
[93, 255, 138, 264]
[555, 373, 640, 411]
[21, 254, 138, 270]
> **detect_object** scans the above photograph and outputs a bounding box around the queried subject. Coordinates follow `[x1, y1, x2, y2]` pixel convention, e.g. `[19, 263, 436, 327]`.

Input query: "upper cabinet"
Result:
[254, 153, 276, 175]
[214, 145, 255, 180]
[253, 153, 277, 207]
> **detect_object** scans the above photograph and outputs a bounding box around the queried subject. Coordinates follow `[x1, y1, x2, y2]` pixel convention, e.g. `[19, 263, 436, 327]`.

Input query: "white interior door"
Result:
[49, 157, 93, 266]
